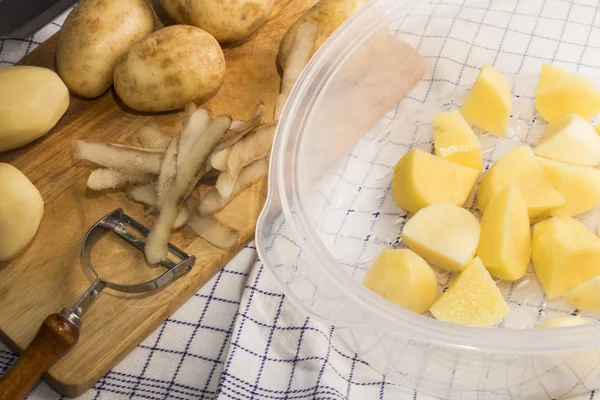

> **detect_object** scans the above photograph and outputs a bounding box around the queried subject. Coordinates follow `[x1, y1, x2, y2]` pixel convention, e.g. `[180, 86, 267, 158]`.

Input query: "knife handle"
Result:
[0, 313, 79, 400]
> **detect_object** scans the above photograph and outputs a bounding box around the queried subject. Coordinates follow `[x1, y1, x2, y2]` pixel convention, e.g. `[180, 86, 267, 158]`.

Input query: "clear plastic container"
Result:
[256, 0, 600, 398]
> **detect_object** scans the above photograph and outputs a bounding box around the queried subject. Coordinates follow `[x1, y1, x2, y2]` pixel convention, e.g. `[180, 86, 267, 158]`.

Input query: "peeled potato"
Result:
[160, 0, 275, 43]
[363, 249, 437, 314]
[433, 110, 483, 171]
[429, 257, 508, 328]
[114, 25, 226, 112]
[538, 316, 589, 328]
[564, 277, 600, 312]
[0, 163, 44, 262]
[532, 216, 600, 299]
[477, 184, 530, 281]
[278, 0, 370, 69]
[460, 65, 511, 136]
[535, 63, 600, 122]
[534, 113, 600, 167]
[392, 148, 478, 215]
[0, 66, 69, 152]
[402, 203, 481, 272]
[477, 146, 565, 222]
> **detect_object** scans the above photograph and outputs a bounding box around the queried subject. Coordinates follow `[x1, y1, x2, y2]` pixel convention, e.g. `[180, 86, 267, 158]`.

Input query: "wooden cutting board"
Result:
[0, 0, 316, 396]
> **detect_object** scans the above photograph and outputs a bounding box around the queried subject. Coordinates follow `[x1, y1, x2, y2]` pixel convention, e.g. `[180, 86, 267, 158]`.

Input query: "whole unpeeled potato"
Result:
[56, 0, 155, 98]
[0, 163, 44, 262]
[160, 0, 275, 43]
[278, 0, 370, 69]
[0, 66, 69, 152]
[114, 25, 226, 112]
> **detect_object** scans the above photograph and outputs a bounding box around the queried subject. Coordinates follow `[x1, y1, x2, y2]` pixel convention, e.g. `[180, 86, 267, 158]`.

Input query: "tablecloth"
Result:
[0, 1, 599, 399]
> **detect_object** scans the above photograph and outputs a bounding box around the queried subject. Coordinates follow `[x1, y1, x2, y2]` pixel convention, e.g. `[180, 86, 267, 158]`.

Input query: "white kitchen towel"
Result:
[1, 1, 600, 399]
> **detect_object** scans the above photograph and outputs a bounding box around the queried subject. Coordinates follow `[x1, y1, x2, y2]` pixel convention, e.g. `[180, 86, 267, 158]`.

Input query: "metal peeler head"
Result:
[65, 209, 196, 325]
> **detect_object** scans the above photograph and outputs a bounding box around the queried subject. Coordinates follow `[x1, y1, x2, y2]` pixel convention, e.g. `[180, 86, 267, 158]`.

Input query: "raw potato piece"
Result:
[477, 146, 565, 222]
[429, 257, 509, 328]
[363, 249, 437, 314]
[433, 110, 483, 171]
[460, 65, 511, 136]
[533, 113, 600, 167]
[532, 216, 600, 299]
[535, 63, 600, 122]
[401, 204, 481, 272]
[0, 66, 69, 152]
[564, 277, 600, 312]
[538, 157, 600, 217]
[392, 148, 478, 215]
[538, 316, 590, 328]
[477, 185, 530, 281]
[0, 163, 44, 262]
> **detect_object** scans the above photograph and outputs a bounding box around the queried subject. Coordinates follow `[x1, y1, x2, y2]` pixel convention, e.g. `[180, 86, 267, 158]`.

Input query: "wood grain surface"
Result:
[0, 0, 316, 396]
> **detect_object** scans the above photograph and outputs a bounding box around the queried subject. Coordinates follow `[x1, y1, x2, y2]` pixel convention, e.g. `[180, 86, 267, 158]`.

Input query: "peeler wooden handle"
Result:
[0, 312, 80, 400]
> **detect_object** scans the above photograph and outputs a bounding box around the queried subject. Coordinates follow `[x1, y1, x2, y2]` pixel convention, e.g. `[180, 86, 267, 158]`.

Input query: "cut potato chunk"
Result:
[402, 203, 480, 272]
[532, 216, 600, 299]
[538, 157, 600, 217]
[363, 249, 437, 314]
[429, 257, 508, 327]
[533, 113, 600, 167]
[564, 277, 600, 312]
[477, 185, 530, 281]
[477, 146, 565, 222]
[535, 63, 600, 122]
[433, 110, 483, 171]
[392, 148, 478, 215]
[460, 65, 511, 136]
[538, 316, 590, 328]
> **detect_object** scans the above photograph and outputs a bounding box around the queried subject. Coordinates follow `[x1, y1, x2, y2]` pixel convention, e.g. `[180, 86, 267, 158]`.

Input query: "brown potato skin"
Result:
[56, 0, 155, 98]
[278, 0, 370, 69]
[113, 25, 226, 112]
[160, 0, 275, 43]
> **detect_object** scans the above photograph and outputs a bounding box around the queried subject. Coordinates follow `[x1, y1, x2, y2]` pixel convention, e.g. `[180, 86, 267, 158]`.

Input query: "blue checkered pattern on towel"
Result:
[1, 1, 600, 399]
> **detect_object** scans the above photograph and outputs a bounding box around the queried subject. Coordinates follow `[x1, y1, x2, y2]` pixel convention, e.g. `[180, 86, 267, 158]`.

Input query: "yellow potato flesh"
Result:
[477, 146, 565, 222]
[401, 203, 481, 272]
[0, 163, 44, 261]
[532, 216, 600, 299]
[477, 185, 531, 281]
[538, 157, 600, 217]
[433, 110, 483, 171]
[564, 277, 600, 312]
[429, 257, 508, 327]
[535, 63, 600, 122]
[538, 316, 589, 328]
[533, 113, 600, 167]
[392, 148, 478, 215]
[460, 65, 511, 137]
[363, 249, 437, 314]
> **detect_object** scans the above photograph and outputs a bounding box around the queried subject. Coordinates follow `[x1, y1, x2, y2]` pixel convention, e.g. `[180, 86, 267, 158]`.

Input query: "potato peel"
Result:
[178, 107, 211, 170]
[214, 102, 265, 153]
[210, 147, 232, 171]
[137, 125, 172, 149]
[187, 215, 239, 249]
[87, 169, 154, 191]
[215, 170, 235, 198]
[199, 157, 268, 216]
[156, 137, 179, 209]
[126, 183, 156, 206]
[227, 123, 275, 179]
[74, 140, 163, 175]
[275, 20, 318, 121]
[145, 114, 231, 263]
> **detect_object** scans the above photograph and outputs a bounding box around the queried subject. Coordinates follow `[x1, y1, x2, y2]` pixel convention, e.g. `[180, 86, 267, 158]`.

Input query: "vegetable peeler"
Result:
[0, 209, 196, 399]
